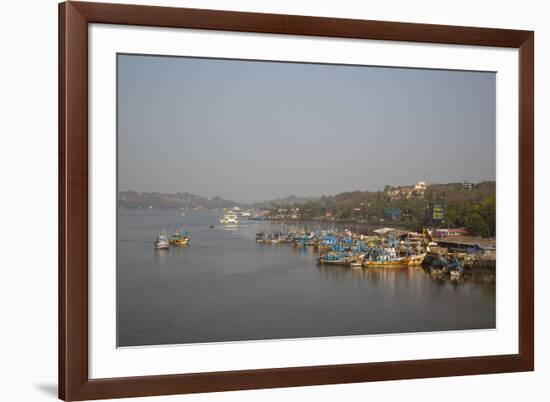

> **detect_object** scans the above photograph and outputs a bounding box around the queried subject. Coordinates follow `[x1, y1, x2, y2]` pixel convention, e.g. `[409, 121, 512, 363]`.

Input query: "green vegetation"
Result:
[268, 181, 496, 238]
[447, 194, 496, 237]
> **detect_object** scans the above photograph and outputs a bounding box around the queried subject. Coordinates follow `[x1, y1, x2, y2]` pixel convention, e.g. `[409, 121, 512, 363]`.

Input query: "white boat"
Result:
[219, 212, 239, 224]
[154, 232, 170, 249]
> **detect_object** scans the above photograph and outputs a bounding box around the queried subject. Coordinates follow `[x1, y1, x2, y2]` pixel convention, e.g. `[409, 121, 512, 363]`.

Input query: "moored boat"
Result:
[448, 258, 464, 277]
[317, 252, 363, 265]
[362, 247, 404, 267]
[169, 229, 190, 246]
[154, 232, 170, 249]
[256, 232, 286, 243]
[402, 252, 427, 266]
[362, 257, 405, 268]
[429, 257, 449, 275]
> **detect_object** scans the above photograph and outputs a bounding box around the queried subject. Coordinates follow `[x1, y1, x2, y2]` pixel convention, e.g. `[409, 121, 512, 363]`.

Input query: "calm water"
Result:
[117, 209, 496, 347]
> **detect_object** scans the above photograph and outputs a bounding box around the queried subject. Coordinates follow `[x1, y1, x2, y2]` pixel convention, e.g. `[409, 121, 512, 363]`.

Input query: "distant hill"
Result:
[119, 191, 321, 210]
[118, 181, 496, 234]
[263, 182, 496, 210]
[117, 191, 239, 209]
[261, 181, 496, 237]
[251, 194, 318, 209]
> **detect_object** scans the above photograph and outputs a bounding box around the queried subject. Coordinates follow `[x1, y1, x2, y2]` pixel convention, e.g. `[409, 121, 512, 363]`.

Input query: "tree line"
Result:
[268, 181, 496, 238]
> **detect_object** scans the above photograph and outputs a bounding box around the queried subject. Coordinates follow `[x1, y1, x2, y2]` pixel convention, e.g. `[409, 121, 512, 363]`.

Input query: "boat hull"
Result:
[317, 255, 362, 265]
[363, 258, 405, 268]
[169, 238, 189, 246]
[402, 253, 426, 266]
[318, 259, 355, 265]
[154, 241, 169, 249]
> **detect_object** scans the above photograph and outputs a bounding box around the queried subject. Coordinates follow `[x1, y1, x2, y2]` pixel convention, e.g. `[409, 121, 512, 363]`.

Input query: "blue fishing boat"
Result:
[448, 258, 464, 277]
[317, 251, 363, 265]
[429, 257, 449, 274]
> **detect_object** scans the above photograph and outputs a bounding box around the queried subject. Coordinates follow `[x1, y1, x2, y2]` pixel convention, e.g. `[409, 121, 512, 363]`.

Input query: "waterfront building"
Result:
[387, 181, 427, 201]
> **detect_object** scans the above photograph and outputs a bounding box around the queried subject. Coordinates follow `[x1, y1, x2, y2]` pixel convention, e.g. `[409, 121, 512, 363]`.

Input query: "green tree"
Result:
[478, 195, 496, 236]
[465, 212, 490, 237]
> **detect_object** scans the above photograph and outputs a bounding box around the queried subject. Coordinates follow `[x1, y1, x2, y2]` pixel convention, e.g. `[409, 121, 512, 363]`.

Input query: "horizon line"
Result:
[117, 179, 496, 205]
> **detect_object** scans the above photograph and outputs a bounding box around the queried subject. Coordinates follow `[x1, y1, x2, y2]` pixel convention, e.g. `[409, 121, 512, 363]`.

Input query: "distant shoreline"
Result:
[118, 207, 410, 231]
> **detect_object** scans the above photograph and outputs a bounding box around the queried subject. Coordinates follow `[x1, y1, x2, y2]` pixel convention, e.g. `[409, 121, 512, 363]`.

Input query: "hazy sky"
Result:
[118, 54, 496, 203]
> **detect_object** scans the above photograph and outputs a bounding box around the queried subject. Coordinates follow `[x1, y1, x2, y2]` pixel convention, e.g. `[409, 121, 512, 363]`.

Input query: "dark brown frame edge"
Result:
[59, 1, 534, 400]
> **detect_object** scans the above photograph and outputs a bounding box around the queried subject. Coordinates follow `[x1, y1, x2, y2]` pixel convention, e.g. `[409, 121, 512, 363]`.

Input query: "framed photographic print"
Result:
[59, 1, 534, 400]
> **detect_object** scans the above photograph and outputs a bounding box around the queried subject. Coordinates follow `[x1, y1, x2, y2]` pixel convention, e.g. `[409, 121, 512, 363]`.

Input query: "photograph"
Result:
[1, 0, 543, 401]
[116, 54, 497, 347]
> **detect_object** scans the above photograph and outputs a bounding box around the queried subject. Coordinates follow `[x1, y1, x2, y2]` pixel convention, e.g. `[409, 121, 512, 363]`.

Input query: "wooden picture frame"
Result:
[59, 1, 534, 400]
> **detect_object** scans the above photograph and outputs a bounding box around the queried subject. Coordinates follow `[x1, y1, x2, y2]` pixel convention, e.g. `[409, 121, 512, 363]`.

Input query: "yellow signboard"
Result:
[433, 205, 444, 220]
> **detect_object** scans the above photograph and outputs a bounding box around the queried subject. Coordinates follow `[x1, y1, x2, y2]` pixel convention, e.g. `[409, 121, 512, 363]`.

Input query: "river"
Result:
[117, 209, 495, 347]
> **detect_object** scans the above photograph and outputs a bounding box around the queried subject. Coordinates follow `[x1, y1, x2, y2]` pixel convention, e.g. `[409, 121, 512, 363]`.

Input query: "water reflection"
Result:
[314, 264, 496, 307]
[118, 209, 496, 347]
[153, 248, 170, 262]
[167, 244, 189, 258]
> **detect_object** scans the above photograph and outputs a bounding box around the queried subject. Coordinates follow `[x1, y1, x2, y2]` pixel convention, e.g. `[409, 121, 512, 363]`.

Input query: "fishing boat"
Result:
[448, 258, 464, 277]
[317, 252, 363, 265]
[168, 229, 190, 246]
[315, 236, 338, 251]
[154, 232, 170, 249]
[293, 233, 316, 247]
[402, 252, 427, 266]
[362, 248, 404, 267]
[429, 257, 449, 275]
[219, 211, 238, 224]
[277, 234, 293, 244]
[256, 232, 281, 244]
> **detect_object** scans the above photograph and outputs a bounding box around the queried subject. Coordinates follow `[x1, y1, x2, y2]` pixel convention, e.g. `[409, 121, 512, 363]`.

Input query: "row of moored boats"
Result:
[255, 228, 464, 275]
